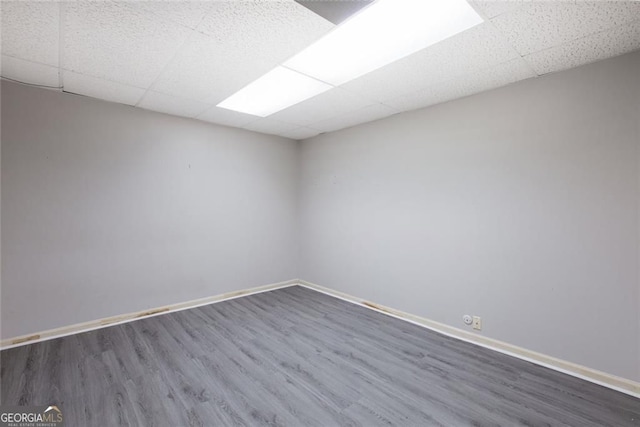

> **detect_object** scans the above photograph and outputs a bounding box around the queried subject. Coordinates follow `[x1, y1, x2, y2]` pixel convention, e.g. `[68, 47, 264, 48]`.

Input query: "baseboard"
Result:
[0, 279, 298, 351]
[297, 280, 640, 399]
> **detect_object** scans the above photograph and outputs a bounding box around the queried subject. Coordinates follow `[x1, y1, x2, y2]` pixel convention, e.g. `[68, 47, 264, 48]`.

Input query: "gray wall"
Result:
[299, 52, 640, 381]
[1, 81, 298, 339]
[3, 52, 639, 383]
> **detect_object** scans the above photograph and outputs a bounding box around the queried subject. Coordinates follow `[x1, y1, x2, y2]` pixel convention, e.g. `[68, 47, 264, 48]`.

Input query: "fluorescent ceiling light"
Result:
[217, 66, 332, 117]
[218, 0, 482, 116]
[285, 0, 483, 86]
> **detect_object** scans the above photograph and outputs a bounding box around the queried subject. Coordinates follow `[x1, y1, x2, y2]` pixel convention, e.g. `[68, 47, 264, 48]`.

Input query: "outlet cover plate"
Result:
[472, 316, 482, 330]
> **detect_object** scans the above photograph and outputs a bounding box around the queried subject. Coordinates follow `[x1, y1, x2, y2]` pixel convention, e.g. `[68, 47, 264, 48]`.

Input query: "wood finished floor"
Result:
[1, 285, 639, 426]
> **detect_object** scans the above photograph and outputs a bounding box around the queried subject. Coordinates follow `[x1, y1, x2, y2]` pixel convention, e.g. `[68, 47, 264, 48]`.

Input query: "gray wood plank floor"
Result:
[1, 285, 639, 426]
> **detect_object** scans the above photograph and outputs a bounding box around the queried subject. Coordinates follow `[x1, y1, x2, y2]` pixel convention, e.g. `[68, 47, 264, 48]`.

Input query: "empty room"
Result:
[1, 0, 639, 425]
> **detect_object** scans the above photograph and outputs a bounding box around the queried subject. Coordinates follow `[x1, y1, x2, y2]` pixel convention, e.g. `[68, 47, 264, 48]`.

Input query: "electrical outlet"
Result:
[472, 316, 482, 330]
[463, 315, 472, 325]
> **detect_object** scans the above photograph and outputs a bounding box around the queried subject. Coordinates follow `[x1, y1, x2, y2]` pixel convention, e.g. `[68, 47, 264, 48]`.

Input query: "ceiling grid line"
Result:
[485, 17, 540, 78]
[139, 0, 221, 105]
[134, 30, 197, 109]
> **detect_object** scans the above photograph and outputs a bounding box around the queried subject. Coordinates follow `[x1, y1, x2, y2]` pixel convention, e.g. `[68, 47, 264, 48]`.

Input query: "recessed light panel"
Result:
[217, 66, 332, 117]
[285, 0, 484, 86]
[218, 0, 483, 116]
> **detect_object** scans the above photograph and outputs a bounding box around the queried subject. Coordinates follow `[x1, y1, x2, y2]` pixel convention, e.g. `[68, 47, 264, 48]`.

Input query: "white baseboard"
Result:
[298, 280, 640, 399]
[0, 279, 298, 350]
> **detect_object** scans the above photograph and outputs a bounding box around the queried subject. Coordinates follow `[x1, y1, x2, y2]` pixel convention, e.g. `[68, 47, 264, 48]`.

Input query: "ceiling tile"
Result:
[383, 82, 466, 113]
[135, 1, 213, 29]
[310, 104, 398, 133]
[277, 127, 322, 140]
[269, 87, 375, 126]
[1, 1, 59, 66]
[243, 119, 299, 136]
[138, 91, 210, 118]
[579, 1, 640, 28]
[63, 71, 146, 106]
[386, 58, 536, 112]
[196, 106, 258, 128]
[151, 32, 266, 103]
[1, 55, 60, 87]
[63, 2, 191, 88]
[524, 20, 640, 75]
[469, 0, 529, 19]
[340, 22, 521, 103]
[152, 1, 333, 104]
[458, 57, 537, 94]
[490, 1, 638, 56]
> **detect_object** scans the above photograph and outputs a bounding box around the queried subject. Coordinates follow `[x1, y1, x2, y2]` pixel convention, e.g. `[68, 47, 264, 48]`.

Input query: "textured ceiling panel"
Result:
[197, 106, 258, 128]
[135, 1, 213, 29]
[451, 57, 537, 100]
[1, 55, 59, 87]
[382, 81, 469, 114]
[243, 118, 300, 136]
[269, 87, 375, 126]
[340, 23, 521, 103]
[278, 127, 322, 140]
[580, 1, 640, 28]
[138, 91, 210, 118]
[525, 19, 640, 75]
[310, 104, 398, 133]
[491, 1, 639, 55]
[1, 1, 59, 66]
[63, 71, 146, 106]
[151, 32, 269, 103]
[385, 58, 536, 112]
[63, 2, 190, 88]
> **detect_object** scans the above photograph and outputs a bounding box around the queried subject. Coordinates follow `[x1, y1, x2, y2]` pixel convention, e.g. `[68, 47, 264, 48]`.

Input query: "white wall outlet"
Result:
[463, 315, 472, 325]
[472, 316, 482, 330]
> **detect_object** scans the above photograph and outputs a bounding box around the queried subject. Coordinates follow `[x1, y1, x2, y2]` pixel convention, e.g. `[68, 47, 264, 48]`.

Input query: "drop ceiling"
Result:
[2, 1, 639, 140]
